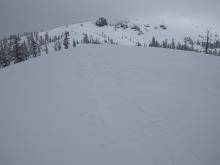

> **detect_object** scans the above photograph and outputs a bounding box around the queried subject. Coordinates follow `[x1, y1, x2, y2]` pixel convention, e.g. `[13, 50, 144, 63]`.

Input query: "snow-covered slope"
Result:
[39, 17, 220, 49]
[1, 17, 219, 70]
[1, 45, 220, 165]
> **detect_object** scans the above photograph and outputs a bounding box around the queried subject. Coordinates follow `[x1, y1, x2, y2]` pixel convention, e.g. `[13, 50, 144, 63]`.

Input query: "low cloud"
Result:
[0, 0, 219, 37]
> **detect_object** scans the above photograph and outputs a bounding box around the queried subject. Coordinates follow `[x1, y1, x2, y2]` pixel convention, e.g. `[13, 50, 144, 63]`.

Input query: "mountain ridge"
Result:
[0, 17, 220, 69]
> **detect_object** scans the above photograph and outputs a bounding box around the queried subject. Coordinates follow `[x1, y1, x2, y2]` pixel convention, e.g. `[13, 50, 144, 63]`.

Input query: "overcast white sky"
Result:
[0, 0, 219, 37]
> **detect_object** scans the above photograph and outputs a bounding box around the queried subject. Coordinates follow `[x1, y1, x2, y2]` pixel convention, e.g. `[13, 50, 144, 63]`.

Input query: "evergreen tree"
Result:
[162, 39, 168, 48]
[149, 37, 160, 47]
[30, 37, 40, 57]
[9, 36, 15, 61]
[136, 42, 142, 46]
[63, 31, 70, 49]
[45, 32, 49, 43]
[34, 32, 39, 42]
[176, 42, 183, 50]
[0, 40, 4, 68]
[82, 33, 90, 44]
[196, 39, 200, 46]
[205, 29, 211, 54]
[188, 37, 194, 50]
[39, 36, 45, 46]
[58, 41, 62, 50]
[1, 38, 11, 67]
[171, 39, 176, 49]
[54, 41, 58, 51]
[73, 40, 76, 47]
[13, 35, 25, 64]
[45, 44, 49, 54]
[22, 40, 29, 60]
[199, 29, 212, 54]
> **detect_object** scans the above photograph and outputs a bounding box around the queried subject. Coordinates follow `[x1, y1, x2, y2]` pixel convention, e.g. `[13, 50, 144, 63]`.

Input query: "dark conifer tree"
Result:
[45, 32, 49, 43]
[171, 39, 176, 49]
[73, 40, 76, 47]
[30, 37, 40, 57]
[149, 37, 160, 47]
[58, 41, 62, 50]
[63, 31, 70, 49]
[1, 38, 11, 67]
[82, 33, 90, 44]
[205, 29, 211, 54]
[22, 40, 29, 60]
[13, 35, 25, 64]
[54, 41, 58, 51]
[162, 39, 168, 48]
[45, 44, 49, 54]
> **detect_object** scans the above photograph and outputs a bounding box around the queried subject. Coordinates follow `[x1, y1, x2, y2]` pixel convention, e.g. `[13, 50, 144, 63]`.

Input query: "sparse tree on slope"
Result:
[13, 35, 25, 64]
[82, 33, 90, 44]
[1, 38, 11, 67]
[149, 37, 160, 47]
[162, 39, 168, 48]
[73, 39, 76, 48]
[30, 37, 40, 57]
[199, 29, 212, 54]
[58, 41, 62, 50]
[171, 39, 176, 49]
[63, 31, 70, 49]
[205, 29, 211, 54]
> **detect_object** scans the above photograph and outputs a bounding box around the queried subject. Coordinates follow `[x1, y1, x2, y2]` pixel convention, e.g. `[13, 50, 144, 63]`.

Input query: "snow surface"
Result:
[0, 45, 220, 165]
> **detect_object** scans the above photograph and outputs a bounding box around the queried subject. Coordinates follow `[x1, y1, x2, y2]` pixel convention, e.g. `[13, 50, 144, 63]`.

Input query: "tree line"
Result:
[1, 28, 219, 69]
[0, 30, 117, 69]
[148, 34, 220, 55]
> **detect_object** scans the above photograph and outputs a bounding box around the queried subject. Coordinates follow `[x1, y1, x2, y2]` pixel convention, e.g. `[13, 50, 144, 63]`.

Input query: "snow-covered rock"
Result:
[95, 17, 108, 27]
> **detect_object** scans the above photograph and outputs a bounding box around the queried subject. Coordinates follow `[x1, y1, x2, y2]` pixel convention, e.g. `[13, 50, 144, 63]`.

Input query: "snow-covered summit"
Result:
[41, 17, 217, 44]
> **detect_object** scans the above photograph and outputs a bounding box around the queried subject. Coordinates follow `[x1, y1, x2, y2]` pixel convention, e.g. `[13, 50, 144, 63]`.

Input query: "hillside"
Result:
[42, 17, 218, 47]
[1, 17, 220, 69]
[1, 45, 220, 165]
